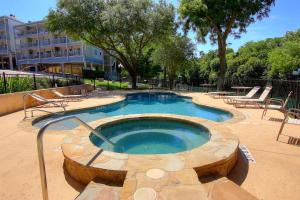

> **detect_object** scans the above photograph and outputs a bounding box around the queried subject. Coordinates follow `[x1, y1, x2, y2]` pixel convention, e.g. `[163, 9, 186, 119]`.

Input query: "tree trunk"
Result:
[169, 77, 174, 90]
[163, 67, 167, 88]
[217, 36, 227, 90]
[130, 74, 137, 89]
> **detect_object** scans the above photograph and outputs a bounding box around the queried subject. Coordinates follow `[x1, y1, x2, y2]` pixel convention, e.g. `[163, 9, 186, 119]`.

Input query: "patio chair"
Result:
[233, 86, 272, 108]
[276, 108, 300, 144]
[223, 86, 261, 104]
[27, 92, 67, 108]
[52, 90, 84, 101]
[207, 91, 235, 99]
[261, 91, 293, 119]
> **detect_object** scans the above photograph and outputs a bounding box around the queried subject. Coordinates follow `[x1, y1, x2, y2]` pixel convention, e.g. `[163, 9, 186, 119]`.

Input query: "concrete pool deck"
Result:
[0, 90, 299, 200]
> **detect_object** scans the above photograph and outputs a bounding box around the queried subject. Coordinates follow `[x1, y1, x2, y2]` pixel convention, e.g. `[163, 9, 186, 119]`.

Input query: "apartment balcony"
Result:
[0, 47, 8, 55]
[52, 37, 68, 45]
[15, 31, 38, 38]
[16, 50, 84, 64]
[18, 42, 39, 49]
[0, 24, 5, 30]
[38, 38, 81, 47]
[38, 30, 50, 35]
[0, 35, 6, 40]
[39, 40, 51, 47]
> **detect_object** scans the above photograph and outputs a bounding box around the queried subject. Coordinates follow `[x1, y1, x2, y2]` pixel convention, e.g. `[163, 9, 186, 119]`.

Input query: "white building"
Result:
[14, 20, 108, 76]
[0, 15, 23, 69]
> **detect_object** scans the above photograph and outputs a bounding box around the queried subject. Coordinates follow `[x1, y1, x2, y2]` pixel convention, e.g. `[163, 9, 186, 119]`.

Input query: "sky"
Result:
[1, 0, 300, 54]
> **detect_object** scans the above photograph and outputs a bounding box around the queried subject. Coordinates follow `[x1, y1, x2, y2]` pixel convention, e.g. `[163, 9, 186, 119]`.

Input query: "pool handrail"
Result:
[37, 115, 114, 200]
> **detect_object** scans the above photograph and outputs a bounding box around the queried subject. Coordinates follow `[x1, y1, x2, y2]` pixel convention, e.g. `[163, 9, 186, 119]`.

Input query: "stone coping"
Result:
[62, 114, 239, 185]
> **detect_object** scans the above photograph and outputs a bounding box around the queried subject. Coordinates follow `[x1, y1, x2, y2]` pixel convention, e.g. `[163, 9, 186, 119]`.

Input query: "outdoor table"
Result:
[231, 86, 252, 95]
[200, 84, 215, 93]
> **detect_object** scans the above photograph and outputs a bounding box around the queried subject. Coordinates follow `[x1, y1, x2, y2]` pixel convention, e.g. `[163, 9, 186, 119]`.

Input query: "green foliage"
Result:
[82, 69, 105, 79]
[268, 42, 300, 79]
[179, 0, 275, 43]
[151, 34, 194, 88]
[138, 48, 162, 78]
[47, 0, 175, 87]
[193, 28, 300, 83]
[179, 0, 275, 89]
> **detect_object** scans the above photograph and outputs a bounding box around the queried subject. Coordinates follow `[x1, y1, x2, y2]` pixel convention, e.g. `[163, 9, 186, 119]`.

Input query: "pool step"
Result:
[121, 168, 208, 200]
[75, 180, 121, 200]
[201, 176, 258, 200]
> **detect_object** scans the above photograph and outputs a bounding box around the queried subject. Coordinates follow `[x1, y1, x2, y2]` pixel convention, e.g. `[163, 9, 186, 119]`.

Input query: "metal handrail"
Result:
[37, 115, 115, 200]
[23, 93, 66, 118]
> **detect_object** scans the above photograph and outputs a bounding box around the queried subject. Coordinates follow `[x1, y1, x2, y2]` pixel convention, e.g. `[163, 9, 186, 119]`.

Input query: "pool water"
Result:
[90, 119, 210, 154]
[34, 92, 232, 130]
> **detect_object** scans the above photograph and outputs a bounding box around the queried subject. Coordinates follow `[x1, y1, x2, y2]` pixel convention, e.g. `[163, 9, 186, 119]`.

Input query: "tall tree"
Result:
[47, 0, 175, 88]
[151, 35, 194, 89]
[179, 0, 275, 89]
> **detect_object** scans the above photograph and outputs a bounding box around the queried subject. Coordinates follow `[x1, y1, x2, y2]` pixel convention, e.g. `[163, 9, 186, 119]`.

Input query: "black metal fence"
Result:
[168, 78, 300, 109]
[0, 72, 83, 94]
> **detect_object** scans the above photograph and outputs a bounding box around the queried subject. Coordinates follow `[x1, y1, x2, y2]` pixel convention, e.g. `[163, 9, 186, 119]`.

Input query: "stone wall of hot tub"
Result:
[61, 114, 239, 185]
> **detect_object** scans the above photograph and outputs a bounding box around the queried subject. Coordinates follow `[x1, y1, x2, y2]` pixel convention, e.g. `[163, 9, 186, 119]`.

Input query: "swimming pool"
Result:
[90, 118, 210, 154]
[34, 92, 232, 129]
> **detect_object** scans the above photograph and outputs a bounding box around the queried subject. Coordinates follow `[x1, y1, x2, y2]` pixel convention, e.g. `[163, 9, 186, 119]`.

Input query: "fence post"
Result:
[271, 78, 273, 98]
[52, 74, 55, 87]
[3, 72, 7, 93]
[33, 74, 37, 90]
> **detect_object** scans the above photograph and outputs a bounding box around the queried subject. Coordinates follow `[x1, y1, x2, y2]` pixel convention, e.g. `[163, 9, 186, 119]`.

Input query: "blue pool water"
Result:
[34, 92, 232, 130]
[90, 119, 210, 154]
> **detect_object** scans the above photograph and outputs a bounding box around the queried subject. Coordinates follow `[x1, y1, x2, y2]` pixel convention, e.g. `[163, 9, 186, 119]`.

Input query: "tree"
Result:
[47, 0, 175, 88]
[268, 42, 300, 79]
[179, 0, 275, 89]
[138, 48, 162, 79]
[151, 35, 194, 89]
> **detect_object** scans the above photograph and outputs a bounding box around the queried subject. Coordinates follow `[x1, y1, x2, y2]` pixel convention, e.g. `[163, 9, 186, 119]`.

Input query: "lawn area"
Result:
[84, 79, 150, 90]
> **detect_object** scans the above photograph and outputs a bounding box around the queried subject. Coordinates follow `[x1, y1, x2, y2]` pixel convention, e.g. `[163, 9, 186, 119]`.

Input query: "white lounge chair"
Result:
[28, 92, 67, 108]
[52, 90, 83, 101]
[223, 86, 261, 104]
[233, 86, 272, 108]
[207, 91, 235, 99]
[276, 108, 300, 144]
[261, 91, 293, 119]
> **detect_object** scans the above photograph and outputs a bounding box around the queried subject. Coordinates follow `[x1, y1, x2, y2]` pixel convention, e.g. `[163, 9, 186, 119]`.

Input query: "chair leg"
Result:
[277, 114, 288, 141]
[261, 107, 267, 119]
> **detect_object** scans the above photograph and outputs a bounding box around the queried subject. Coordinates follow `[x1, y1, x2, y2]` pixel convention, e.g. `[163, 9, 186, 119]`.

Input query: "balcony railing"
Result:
[0, 47, 8, 54]
[0, 24, 5, 29]
[0, 35, 6, 40]
[16, 31, 38, 37]
[69, 50, 82, 56]
[20, 42, 39, 48]
[17, 50, 83, 60]
[52, 37, 68, 45]
[38, 30, 50, 35]
[17, 54, 39, 60]
[39, 38, 81, 47]
[40, 40, 51, 46]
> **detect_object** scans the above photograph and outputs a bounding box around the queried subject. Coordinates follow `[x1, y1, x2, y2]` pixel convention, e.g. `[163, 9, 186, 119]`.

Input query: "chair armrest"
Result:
[266, 98, 284, 106]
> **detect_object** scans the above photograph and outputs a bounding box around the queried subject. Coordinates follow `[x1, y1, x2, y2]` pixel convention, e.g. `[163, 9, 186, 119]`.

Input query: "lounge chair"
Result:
[207, 91, 235, 99]
[223, 86, 261, 104]
[233, 86, 272, 108]
[261, 91, 293, 119]
[52, 90, 83, 101]
[276, 108, 300, 144]
[27, 92, 67, 108]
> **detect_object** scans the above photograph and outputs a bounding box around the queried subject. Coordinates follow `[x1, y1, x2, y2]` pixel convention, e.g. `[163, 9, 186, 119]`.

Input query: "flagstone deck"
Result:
[0, 90, 299, 200]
